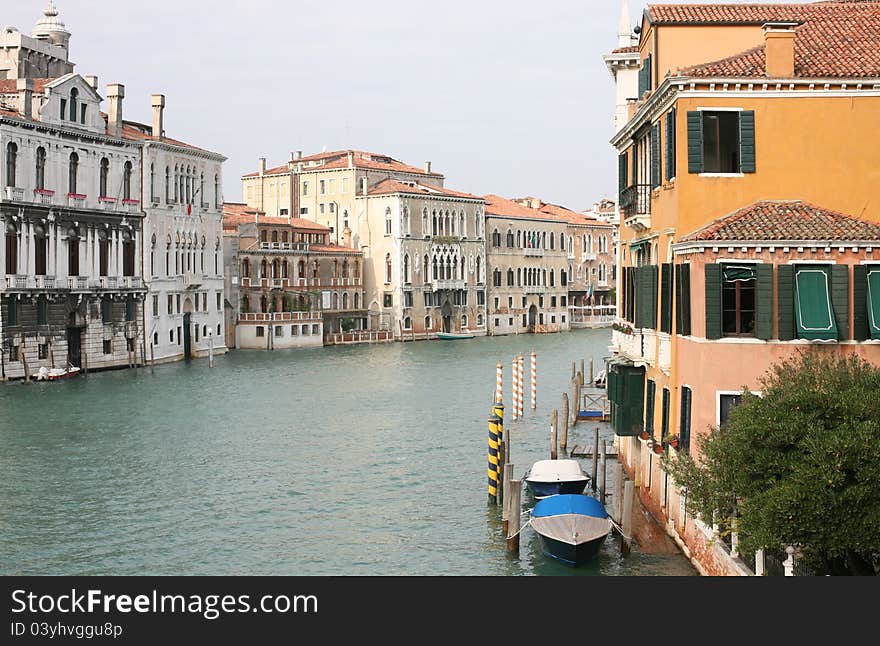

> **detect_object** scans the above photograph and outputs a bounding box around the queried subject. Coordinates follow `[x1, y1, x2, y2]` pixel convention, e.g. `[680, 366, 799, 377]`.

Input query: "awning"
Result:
[723, 265, 757, 282]
[795, 267, 837, 341]
[868, 269, 880, 340]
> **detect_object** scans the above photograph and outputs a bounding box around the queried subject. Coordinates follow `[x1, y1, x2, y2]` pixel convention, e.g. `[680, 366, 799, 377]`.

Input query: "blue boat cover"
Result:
[532, 494, 608, 519]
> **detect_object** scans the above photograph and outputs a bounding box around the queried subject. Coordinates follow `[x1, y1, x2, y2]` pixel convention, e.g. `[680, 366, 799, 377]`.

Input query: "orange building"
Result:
[606, 1, 880, 575]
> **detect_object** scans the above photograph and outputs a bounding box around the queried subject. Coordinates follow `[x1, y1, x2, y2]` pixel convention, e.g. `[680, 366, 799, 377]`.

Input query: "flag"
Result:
[187, 203, 192, 215]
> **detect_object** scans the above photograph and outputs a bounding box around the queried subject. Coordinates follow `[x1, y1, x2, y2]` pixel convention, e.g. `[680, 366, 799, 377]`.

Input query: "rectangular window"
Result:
[103, 339, 112, 355]
[477, 291, 485, 305]
[37, 298, 48, 325]
[328, 179, 335, 194]
[176, 294, 181, 314]
[291, 325, 298, 335]
[561, 296, 567, 307]
[256, 326, 265, 337]
[177, 326, 182, 344]
[638, 54, 652, 96]
[217, 293, 222, 311]
[80, 104, 87, 124]
[866, 267, 880, 339]
[60, 98, 67, 120]
[509, 296, 514, 309]
[167, 295, 173, 315]
[722, 265, 756, 336]
[38, 343, 48, 360]
[645, 379, 656, 440]
[660, 263, 673, 334]
[300, 207, 308, 216]
[551, 296, 557, 308]
[719, 393, 743, 426]
[319, 180, 325, 195]
[665, 108, 677, 181]
[404, 291, 413, 307]
[675, 264, 691, 335]
[101, 299, 112, 324]
[661, 387, 670, 440]
[342, 178, 349, 194]
[383, 293, 393, 308]
[793, 265, 837, 341]
[302, 182, 309, 196]
[275, 326, 283, 337]
[312, 324, 319, 335]
[688, 110, 755, 174]
[680, 386, 692, 452]
[10, 344, 19, 362]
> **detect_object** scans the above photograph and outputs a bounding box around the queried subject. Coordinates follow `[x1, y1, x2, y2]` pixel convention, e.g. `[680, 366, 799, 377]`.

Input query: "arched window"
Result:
[422, 208, 428, 236]
[561, 269, 567, 287]
[354, 260, 360, 278]
[461, 315, 468, 329]
[475, 256, 481, 284]
[5, 222, 17, 274]
[354, 292, 359, 309]
[199, 173, 205, 206]
[450, 211, 456, 235]
[517, 267, 522, 287]
[173, 165, 179, 202]
[99, 158, 110, 197]
[242, 258, 250, 278]
[460, 212, 465, 237]
[432, 211, 438, 236]
[403, 316, 412, 330]
[493, 268, 501, 287]
[492, 229, 501, 247]
[385, 207, 392, 235]
[425, 316, 432, 331]
[67, 226, 80, 276]
[123, 161, 133, 201]
[432, 256, 438, 281]
[282, 261, 288, 279]
[260, 295, 268, 313]
[35, 147, 46, 190]
[342, 293, 348, 309]
[506, 229, 514, 248]
[424, 255, 430, 284]
[516, 231, 521, 248]
[550, 269, 555, 287]
[297, 260, 306, 279]
[460, 256, 465, 280]
[165, 166, 170, 202]
[68, 152, 79, 194]
[5, 142, 17, 188]
[149, 163, 155, 202]
[403, 254, 410, 284]
[507, 268, 514, 286]
[185, 166, 192, 204]
[402, 207, 410, 236]
[271, 230, 278, 243]
[332, 292, 339, 310]
[260, 259, 267, 278]
[214, 174, 220, 209]
[69, 87, 78, 122]
[385, 254, 392, 284]
[477, 314, 484, 327]
[272, 259, 279, 279]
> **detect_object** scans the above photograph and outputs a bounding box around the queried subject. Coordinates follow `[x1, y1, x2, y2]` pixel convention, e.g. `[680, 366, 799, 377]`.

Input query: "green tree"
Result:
[664, 351, 880, 575]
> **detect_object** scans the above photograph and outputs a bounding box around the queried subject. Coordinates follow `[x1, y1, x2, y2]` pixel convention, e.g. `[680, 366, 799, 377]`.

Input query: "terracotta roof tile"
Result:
[222, 202, 332, 232]
[242, 150, 444, 178]
[366, 178, 482, 200]
[680, 200, 880, 242]
[119, 120, 216, 153]
[611, 46, 639, 54]
[670, 2, 880, 78]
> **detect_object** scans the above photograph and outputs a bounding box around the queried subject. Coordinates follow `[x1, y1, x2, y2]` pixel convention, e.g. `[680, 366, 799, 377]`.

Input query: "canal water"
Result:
[0, 329, 695, 576]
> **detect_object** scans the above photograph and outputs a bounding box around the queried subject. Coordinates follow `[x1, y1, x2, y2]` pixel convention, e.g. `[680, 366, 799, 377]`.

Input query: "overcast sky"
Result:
[4, 1, 801, 210]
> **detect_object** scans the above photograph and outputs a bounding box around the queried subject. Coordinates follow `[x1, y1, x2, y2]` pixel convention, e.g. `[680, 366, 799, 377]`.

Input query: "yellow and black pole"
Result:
[488, 406, 503, 504]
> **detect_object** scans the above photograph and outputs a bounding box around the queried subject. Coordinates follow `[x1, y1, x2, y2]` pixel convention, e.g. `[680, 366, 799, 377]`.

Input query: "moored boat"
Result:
[524, 459, 589, 499]
[436, 332, 475, 340]
[531, 494, 612, 566]
[37, 365, 82, 381]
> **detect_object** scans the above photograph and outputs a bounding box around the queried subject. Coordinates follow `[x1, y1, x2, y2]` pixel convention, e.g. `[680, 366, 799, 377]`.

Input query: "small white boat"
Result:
[436, 332, 475, 340]
[37, 365, 81, 381]
[525, 459, 589, 499]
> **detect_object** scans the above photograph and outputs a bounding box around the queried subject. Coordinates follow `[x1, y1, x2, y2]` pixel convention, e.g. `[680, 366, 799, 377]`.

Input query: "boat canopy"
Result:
[527, 459, 587, 483]
[532, 494, 608, 519]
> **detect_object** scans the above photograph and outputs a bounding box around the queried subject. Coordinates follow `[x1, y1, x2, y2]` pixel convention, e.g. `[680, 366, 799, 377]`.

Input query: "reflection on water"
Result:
[0, 330, 695, 576]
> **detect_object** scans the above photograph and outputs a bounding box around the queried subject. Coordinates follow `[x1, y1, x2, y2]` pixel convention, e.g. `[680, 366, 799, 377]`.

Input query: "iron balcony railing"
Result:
[620, 184, 652, 219]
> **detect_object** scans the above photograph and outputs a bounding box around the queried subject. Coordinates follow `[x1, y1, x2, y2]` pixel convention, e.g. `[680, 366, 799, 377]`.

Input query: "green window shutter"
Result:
[675, 263, 692, 336]
[853, 265, 869, 341]
[831, 265, 850, 341]
[665, 108, 676, 181]
[679, 386, 692, 453]
[638, 54, 652, 97]
[636, 265, 647, 328]
[645, 379, 656, 438]
[660, 263, 673, 333]
[661, 388, 670, 440]
[649, 265, 659, 330]
[651, 123, 662, 189]
[867, 268, 880, 340]
[777, 265, 795, 341]
[739, 110, 756, 173]
[614, 365, 645, 437]
[632, 140, 638, 185]
[687, 111, 703, 174]
[795, 266, 838, 341]
[705, 263, 722, 339]
[618, 152, 628, 203]
[755, 263, 774, 340]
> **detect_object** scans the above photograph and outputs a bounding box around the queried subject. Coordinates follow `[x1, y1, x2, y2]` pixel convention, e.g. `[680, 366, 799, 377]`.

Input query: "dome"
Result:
[32, 2, 70, 45]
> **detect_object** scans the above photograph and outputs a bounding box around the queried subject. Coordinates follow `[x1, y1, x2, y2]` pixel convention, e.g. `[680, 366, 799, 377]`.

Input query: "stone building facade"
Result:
[484, 195, 570, 335]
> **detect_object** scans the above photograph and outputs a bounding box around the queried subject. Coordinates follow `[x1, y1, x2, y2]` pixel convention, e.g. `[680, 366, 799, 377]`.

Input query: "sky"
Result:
[4, 0, 802, 210]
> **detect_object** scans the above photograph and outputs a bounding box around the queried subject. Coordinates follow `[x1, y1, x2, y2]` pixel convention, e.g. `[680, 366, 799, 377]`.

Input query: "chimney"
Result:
[295, 150, 302, 160]
[763, 22, 797, 78]
[342, 226, 352, 248]
[424, 161, 432, 174]
[151, 94, 165, 138]
[347, 151, 354, 169]
[530, 198, 541, 210]
[258, 157, 266, 175]
[16, 78, 33, 120]
[84, 75, 98, 91]
[361, 177, 368, 196]
[106, 83, 124, 137]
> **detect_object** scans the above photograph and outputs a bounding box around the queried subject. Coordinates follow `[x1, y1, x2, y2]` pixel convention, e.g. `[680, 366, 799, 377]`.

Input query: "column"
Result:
[58, 229, 68, 279]
[79, 227, 87, 279]
[47, 222, 55, 277]
[134, 229, 141, 280]
[26, 220, 35, 277]
[116, 230, 123, 277]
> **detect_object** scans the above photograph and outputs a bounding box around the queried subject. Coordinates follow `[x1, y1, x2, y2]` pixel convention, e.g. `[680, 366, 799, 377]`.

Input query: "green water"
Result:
[0, 330, 695, 576]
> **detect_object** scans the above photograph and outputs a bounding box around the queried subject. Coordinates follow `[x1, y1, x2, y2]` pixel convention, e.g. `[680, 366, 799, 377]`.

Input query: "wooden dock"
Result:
[569, 445, 618, 458]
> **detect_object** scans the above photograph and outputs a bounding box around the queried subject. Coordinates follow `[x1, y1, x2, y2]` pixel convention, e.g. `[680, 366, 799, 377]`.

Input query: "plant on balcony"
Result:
[663, 434, 680, 449]
[639, 429, 651, 441]
[432, 236, 461, 245]
[612, 321, 633, 335]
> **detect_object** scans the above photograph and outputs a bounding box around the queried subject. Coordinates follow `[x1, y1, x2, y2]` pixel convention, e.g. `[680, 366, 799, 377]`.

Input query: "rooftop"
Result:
[679, 200, 880, 242]
[222, 203, 329, 232]
[365, 178, 482, 200]
[243, 150, 444, 179]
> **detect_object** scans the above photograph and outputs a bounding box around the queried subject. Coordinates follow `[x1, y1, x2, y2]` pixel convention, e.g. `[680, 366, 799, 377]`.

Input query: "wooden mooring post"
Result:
[560, 395, 568, 454]
[579, 359, 585, 385]
[591, 428, 599, 491]
[621, 480, 634, 555]
[502, 462, 514, 535]
[550, 409, 558, 460]
[507, 479, 522, 554]
[600, 440, 607, 506]
[150, 343, 155, 374]
[589, 358, 594, 384]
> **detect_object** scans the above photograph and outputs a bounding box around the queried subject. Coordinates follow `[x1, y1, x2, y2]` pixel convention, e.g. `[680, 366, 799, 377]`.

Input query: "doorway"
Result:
[66, 327, 81, 368]
[441, 301, 453, 333]
[528, 304, 538, 330]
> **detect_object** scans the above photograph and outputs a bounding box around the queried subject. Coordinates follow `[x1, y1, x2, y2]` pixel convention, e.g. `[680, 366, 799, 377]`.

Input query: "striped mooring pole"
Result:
[512, 356, 519, 421]
[518, 354, 525, 418]
[487, 402, 504, 504]
[495, 362, 503, 404]
[530, 351, 537, 410]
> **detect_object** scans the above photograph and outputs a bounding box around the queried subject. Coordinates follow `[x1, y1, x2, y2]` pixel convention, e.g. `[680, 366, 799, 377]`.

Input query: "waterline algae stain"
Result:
[0, 330, 695, 576]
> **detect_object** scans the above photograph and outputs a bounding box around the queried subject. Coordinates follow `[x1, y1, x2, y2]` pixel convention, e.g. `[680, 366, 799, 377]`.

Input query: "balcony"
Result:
[123, 199, 141, 213]
[68, 276, 89, 290]
[34, 189, 55, 205]
[523, 248, 544, 258]
[525, 285, 546, 295]
[5, 274, 28, 289]
[432, 279, 466, 291]
[99, 196, 118, 211]
[5, 186, 25, 201]
[239, 311, 321, 323]
[620, 184, 652, 232]
[582, 251, 597, 262]
[122, 276, 143, 289]
[183, 273, 202, 289]
[258, 241, 311, 252]
[67, 193, 87, 209]
[326, 277, 361, 288]
[35, 275, 56, 289]
[94, 276, 118, 289]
